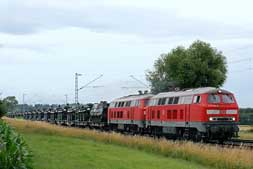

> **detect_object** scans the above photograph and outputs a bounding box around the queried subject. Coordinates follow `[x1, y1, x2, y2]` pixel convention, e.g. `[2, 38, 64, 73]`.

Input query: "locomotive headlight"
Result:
[209, 117, 214, 121]
[207, 110, 220, 114]
[232, 117, 236, 121]
[226, 110, 237, 114]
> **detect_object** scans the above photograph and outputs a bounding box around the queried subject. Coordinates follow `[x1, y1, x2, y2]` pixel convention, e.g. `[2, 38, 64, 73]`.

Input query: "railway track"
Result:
[223, 139, 253, 149]
[207, 139, 253, 149]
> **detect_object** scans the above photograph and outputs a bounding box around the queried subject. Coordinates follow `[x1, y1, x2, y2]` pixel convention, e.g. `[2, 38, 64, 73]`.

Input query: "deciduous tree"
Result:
[146, 40, 227, 93]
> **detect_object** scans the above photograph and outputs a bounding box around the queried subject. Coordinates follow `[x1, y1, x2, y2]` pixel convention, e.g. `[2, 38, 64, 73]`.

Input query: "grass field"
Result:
[239, 125, 253, 139]
[23, 133, 210, 169]
[4, 118, 253, 169]
[5, 119, 209, 169]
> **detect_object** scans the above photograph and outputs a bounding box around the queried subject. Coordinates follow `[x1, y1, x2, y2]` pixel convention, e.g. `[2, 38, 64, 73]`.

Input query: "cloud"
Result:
[1, 0, 253, 107]
[2, 0, 253, 39]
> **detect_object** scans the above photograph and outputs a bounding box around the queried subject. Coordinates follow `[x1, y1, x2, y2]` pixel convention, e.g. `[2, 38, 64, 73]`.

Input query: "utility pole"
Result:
[64, 94, 68, 105]
[22, 93, 26, 112]
[22, 93, 26, 105]
[75, 73, 82, 104]
[75, 74, 103, 104]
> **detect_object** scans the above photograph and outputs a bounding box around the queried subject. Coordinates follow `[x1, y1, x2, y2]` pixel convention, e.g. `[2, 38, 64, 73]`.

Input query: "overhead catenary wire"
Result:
[121, 86, 148, 90]
[228, 57, 252, 64]
[129, 75, 150, 89]
[79, 74, 104, 91]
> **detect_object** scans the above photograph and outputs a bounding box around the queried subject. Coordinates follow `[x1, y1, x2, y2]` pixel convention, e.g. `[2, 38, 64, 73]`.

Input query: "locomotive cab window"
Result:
[193, 96, 201, 104]
[135, 100, 140, 106]
[130, 101, 135, 107]
[130, 100, 140, 107]
[144, 99, 149, 106]
[208, 94, 220, 103]
[110, 102, 116, 108]
[149, 99, 157, 106]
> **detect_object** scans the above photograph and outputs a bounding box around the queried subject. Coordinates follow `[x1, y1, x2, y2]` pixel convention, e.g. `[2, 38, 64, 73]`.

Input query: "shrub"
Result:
[0, 120, 32, 169]
[0, 101, 6, 118]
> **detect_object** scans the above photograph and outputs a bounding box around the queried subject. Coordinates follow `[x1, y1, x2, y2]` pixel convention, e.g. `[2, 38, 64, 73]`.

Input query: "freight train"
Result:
[8, 87, 239, 142]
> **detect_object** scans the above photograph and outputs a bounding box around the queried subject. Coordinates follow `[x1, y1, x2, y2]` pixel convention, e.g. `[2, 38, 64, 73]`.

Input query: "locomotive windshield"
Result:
[208, 94, 235, 104]
[222, 94, 235, 103]
[208, 94, 220, 103]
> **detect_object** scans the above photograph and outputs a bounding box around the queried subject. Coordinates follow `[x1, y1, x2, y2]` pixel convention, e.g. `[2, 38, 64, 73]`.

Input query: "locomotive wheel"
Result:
[182, 129, 190, 140]
[193, 131, 202, 142]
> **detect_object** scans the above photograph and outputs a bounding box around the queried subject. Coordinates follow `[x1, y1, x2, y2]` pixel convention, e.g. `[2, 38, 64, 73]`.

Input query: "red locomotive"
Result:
[108, 94, 153, 132]
[108, 87, 239, 141]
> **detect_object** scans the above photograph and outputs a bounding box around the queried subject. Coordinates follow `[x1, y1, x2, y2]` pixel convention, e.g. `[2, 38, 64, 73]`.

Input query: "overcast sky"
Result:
[1, 0, 253, 107]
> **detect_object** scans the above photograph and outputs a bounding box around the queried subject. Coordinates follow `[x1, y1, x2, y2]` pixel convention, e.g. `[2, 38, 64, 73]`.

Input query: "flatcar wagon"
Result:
[66, 108, 76, 126]
[89, 101, 109, 129]
[76, 104, 93, 127]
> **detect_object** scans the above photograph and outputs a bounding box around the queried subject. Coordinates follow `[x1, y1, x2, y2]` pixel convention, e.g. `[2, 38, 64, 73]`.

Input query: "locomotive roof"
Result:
[113, 94, 154, 102]
[152, 87, 232, 99]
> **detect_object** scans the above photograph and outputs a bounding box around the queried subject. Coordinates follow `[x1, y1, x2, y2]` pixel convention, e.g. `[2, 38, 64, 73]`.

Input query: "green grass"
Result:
[21, 132, 209, 169]
[7, 118, 253, 169]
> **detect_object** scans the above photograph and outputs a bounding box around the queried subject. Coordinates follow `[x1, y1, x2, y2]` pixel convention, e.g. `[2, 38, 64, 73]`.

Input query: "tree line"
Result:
[239, 108, 253, 125]
[0, 96, 18, 118]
